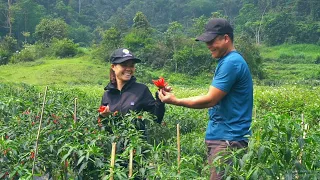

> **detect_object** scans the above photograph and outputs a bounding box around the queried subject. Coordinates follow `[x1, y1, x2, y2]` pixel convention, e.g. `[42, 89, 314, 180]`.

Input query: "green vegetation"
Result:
[0, 56, 107, 86]
[0, 83, 319, 179]
[260, 44, 320, 62]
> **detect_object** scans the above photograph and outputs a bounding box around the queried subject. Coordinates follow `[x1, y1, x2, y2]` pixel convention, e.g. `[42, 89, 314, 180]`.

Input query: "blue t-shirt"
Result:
[206, 51, 253, 141]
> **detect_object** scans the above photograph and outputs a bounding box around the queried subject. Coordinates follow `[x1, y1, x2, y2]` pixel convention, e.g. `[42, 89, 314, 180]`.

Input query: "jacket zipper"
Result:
[119, 90, 122, 112]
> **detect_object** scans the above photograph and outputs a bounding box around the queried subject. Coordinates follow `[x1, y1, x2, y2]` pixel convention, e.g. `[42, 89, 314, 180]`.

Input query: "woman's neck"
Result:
[117, 80, 126, 91]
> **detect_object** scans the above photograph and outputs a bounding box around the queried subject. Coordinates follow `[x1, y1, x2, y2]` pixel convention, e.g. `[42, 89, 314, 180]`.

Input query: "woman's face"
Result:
[111, 60, 136, 82]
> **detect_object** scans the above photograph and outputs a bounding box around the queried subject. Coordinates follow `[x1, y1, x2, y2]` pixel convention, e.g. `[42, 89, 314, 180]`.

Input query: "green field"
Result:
[1, 44, 320, 179]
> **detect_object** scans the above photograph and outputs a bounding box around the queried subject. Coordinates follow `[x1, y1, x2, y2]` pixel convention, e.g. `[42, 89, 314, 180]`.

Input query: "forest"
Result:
[0, 0, 319, 78]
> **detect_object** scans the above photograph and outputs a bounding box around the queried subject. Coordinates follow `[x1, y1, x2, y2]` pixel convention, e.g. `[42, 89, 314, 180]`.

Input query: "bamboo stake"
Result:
[74, 98, 77, 123]
[32, 86, 48, 176]
[299, 113, 307, 164]
[254, 106, 257, 122]
[110, 142, 116, 180]
[177, 124, 181, 173]
[129, 149, 133, 178]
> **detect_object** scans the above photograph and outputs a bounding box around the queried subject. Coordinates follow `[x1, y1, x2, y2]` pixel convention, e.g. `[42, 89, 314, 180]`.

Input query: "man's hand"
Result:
[158, 89, 177, 104]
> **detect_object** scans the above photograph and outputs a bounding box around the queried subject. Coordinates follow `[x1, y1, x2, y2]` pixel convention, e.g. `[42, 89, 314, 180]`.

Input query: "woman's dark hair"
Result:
[110, 67, 117, 85]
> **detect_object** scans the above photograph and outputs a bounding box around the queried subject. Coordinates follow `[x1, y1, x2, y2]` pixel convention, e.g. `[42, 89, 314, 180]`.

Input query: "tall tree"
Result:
[7, 0, 12, 36]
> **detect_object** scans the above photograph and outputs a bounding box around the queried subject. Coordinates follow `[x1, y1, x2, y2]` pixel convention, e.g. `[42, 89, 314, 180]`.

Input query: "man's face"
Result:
[206, 34, 228, 59]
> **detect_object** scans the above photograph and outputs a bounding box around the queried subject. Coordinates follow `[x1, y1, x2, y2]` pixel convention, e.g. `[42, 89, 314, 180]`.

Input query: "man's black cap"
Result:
[110, 48, 141, 64]
[195, 18, 233, 42]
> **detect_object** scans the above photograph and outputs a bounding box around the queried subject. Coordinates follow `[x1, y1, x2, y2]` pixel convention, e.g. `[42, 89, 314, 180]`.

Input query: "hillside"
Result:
[0, 44, 319, 87]
[0, 56, 107, 86]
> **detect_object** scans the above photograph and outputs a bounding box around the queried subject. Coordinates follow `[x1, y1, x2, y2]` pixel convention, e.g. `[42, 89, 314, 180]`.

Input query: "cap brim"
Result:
[195, 32, 218, 42]
[112, 57, 141, 64]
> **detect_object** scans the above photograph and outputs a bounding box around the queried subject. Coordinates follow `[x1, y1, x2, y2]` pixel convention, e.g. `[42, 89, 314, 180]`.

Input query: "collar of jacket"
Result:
[104, 76, 137, 92]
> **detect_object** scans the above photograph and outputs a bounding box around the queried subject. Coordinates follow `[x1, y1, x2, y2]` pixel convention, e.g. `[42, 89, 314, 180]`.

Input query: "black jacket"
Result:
[101, 76, 165, 123]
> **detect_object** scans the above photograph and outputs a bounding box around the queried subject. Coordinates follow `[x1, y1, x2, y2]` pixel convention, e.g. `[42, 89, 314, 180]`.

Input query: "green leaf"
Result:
[284, 148, 291, 164]
[61, 147, 73, 163]
[77, 156, 85, 166]
[78, 162, 87, 174]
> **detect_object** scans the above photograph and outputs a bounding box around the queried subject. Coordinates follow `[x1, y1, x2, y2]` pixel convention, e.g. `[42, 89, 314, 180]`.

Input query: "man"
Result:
[158, 18, 253, 180]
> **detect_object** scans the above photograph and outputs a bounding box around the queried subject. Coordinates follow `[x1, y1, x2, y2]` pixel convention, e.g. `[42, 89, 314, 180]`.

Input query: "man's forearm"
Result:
[174, 95, 214, 109]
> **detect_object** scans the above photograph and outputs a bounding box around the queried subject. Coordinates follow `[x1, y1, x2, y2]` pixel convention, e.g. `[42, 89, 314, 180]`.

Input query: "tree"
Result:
[11, 0, 46, 43]
[172, 44, 212, 75]
[133, 11, 151, 31]
[235, 34, 264, 79]
[124, 12, 153, 52]
[236, 3, 267, 44]
[34, 18, 68, 43]
[164, 21, 184, 72]
[6, 0, 13, 36]
[92, 27, 122, 61]
[190, 15, 208, 37]
[0, 35, 17, 65]
[263, 11, 295, 45]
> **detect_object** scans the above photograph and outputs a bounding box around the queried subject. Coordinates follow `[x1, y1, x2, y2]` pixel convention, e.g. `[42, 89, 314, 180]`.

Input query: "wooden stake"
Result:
[129, 149, 133, 178]
[177, 124, 181, 173]
[299, 113, 307, 164]
[32, 86, 48, 176]
[254, 106, 257, 122]
[110, 142, 116, 180]
[74, 98, 77, 123]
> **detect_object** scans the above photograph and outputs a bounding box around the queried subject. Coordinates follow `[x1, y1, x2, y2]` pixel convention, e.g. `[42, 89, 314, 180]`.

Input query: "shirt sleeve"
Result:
[100, 91, 109, 106]
[142, 87, 165, 124]
[212, 61, 238, 93]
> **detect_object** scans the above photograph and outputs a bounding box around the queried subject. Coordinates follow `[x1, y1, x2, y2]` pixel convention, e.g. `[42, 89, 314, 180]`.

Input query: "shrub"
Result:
[315, 56, 320, 64]
[0, 49, 10, 65]
[0, 36, 17, 65]
[278, 53, 314, 64]
[50, 38, 78, 58]
[9, 44, 37, 63]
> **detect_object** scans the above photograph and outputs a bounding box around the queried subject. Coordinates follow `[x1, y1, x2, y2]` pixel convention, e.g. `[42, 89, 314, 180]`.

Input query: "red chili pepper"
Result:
[152, 77, 168, 89]
[113, 111, 118, 116]
[98, 106, 107, 113]
[137, 116, 143, 119]
[30, 151, 35, 159]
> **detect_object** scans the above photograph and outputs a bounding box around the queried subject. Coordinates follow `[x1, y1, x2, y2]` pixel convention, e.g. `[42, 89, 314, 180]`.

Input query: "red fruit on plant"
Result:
[152, 77, 168, 89]
[30, 151, 35, 159]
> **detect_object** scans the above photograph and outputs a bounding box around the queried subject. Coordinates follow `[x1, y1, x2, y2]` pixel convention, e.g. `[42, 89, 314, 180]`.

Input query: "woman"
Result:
[99, 48, 168, 129]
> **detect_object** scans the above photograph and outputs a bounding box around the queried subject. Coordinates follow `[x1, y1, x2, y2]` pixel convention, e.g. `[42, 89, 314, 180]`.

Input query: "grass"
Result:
[259, 44, 320, 60]
[263, 62, 320, 80]
[0, 56, 108, 86]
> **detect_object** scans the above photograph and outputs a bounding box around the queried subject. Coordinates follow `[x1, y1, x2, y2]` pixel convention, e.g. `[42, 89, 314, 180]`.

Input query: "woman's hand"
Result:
[98, 105, 110, 117]
[163, 86, 172, 93]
